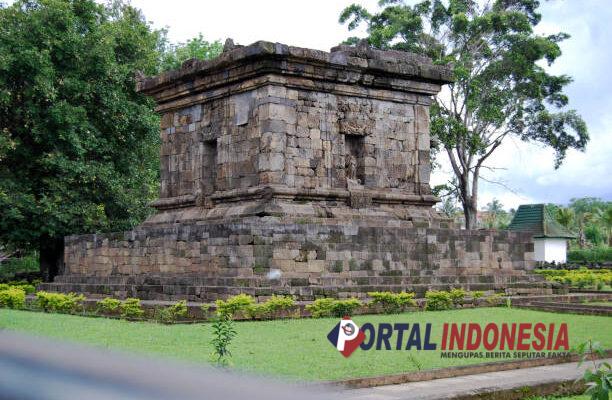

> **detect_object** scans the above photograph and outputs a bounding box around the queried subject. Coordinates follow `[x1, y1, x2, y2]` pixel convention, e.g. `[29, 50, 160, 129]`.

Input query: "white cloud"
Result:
[129, 0, 378, 51]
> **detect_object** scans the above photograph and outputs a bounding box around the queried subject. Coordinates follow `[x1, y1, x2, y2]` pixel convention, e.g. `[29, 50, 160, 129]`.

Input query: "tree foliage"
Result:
[600, 207, 612, 247]
[340, 0, 588, 228]
[552, 198, 612, 248]
[158, 33, 222, 72]
[555, 206, 574, 229]
[0, 0, 163, 276]
[437, 196, 460, 218]
[482, 198, 512, 229]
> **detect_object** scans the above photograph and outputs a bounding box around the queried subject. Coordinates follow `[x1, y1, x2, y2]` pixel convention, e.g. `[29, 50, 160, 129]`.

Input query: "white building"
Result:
[508, 204, 575, 264]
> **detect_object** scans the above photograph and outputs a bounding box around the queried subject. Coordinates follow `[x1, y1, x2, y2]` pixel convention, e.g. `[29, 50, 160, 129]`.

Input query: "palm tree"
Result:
[484, 198, 506, 229]
[595, 206, 612, 247]
[576, 212, 593, 249]
[557, 206, 591, 249]
[556, 207, 575, 230]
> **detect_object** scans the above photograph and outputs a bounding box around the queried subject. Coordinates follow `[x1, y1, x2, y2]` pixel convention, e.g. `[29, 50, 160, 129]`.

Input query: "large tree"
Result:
[340, 0, 588, 228]
[0, 0, 163, 280]
[158, 33, 222, 72]
[482, 198, 511, 229]
[568, 197, 610, 248]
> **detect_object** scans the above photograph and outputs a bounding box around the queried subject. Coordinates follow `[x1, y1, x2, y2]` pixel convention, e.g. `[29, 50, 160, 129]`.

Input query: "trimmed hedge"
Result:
[306, 298, 362, 318]
[155, 300, 188, 323]
[35, 291, 85, 313]
[0, 287, 26, 309]
[215, 294, 255, 318]
[568, 247, 612, 263]
[424, 290, 454, 311]
[247, 295, 296, 320]
[535, 268, 612, 289]
[10, 289, 509, 323]
[119, 298, 144, 319]
[368, 291, 416, 313]
[0, 281, 36, 294]
[97, 297, 121, 314]
[214, 294, 297, 320]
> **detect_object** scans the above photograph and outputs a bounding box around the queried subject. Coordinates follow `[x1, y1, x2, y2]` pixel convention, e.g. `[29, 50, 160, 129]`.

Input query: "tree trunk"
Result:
[578, 222, 586, 249]
[457, 173, 478, 230]
[39, 236, 64, 282]
[463, 200, 478, 230]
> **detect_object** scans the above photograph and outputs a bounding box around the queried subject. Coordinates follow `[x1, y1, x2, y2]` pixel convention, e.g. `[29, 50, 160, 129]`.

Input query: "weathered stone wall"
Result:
[50, 218, 538, 301]
[158, 85, 431, 196]
[143, 40, 447, 222]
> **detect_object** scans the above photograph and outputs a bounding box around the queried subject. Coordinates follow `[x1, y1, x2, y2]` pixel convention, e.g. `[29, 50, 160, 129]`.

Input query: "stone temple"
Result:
[42, 40, 551, 301]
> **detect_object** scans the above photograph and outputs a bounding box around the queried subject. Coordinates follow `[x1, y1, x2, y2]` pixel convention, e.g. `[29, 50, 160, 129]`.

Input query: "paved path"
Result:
[347, 358, 610, 400]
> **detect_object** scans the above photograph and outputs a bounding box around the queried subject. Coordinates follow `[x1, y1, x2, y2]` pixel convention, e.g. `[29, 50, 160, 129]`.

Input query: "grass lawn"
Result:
[1, 307, 611, 381]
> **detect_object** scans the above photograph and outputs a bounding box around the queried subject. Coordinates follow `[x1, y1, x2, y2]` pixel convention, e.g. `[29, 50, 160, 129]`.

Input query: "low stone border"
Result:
[332, 350, 612, 389]
[517, 301, 612, 316]
[448, 380, 585, 400]
[571, 289, 612, 294]
[509, 292, 612, 305]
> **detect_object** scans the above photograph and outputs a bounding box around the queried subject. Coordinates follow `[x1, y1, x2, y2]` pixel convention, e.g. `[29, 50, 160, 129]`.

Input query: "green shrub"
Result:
[215, 294, 255, 318]
[568, 247, 612, 263]
[485, 293, 504, 306]
[246, 303, 267, 319]
[306, 298, 362, 318]
[248, 295, 295, 319]
[0, 281, 35, 294]
[119, 298, 144, 319]
[10, 282, 35, 294]
[330, 298, 362, 317]
[36, 291, 85, 313]
[535, 268, 612, 288]
[306, 298, 335, 318]
[424, 290, 453, 311]
[263, 295, 295, 313]
[156, 300, 188, 324]
[0, 287, 26, 309]
[574, 339, 611, 400]
[97, 297, 121, 314]
[368, 291, 416, 313]
[470, 291, 484, 299]
[449, 288, 467, 305]
[171, 299, 188, 316]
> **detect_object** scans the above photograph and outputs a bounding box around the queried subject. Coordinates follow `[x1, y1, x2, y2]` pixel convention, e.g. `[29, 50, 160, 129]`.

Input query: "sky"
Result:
[129, 0, 612, 210]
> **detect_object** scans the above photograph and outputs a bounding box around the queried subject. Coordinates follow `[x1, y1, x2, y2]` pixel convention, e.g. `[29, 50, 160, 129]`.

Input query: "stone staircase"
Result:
[39, 269, 554, 301]
[514, 296, 612, 316]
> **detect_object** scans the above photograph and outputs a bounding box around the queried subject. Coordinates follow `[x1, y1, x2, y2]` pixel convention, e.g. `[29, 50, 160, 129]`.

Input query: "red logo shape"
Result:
[327, 317, 366, 357]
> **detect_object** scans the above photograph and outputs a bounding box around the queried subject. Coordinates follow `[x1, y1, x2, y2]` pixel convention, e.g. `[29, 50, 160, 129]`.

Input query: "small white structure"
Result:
[508, 204, 575, 264]
[533, 237, 568, 263]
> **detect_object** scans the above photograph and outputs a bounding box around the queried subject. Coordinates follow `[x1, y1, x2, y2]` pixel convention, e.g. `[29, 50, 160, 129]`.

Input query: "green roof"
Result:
[508, 204, 576, 239]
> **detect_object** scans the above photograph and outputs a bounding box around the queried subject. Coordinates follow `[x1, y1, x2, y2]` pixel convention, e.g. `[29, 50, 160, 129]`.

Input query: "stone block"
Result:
[258, 153, 284, 172]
